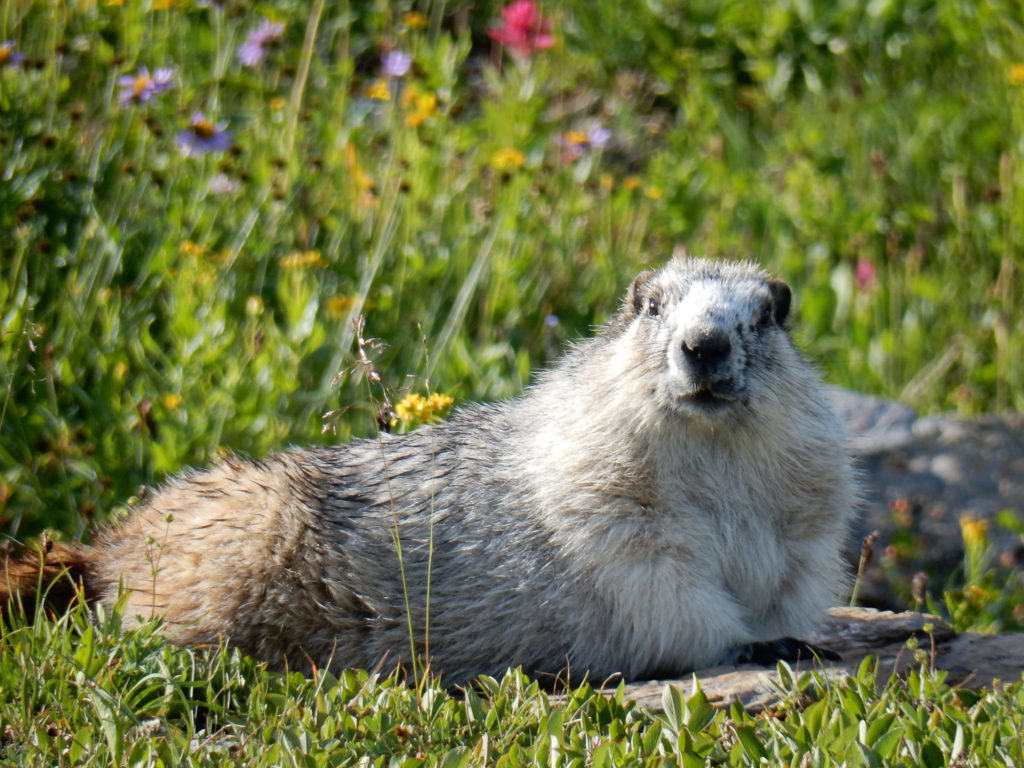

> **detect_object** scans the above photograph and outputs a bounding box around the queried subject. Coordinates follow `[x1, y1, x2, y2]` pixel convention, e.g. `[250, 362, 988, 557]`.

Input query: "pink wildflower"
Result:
[487, 1, 555, 56]
[855, 258, 878, 291]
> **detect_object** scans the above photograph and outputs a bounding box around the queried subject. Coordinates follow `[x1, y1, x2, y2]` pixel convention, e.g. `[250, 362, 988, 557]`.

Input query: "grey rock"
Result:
[826, 390, 1024, 607]
[616, 607, 1024, 713]
[827, 388, 917, 455]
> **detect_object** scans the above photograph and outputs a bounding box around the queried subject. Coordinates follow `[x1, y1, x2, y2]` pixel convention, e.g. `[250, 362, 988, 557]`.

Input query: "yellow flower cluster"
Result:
[394, 392, 454, 425]
[367, 79, 391, 101]
[1008, 64, 1024, 86]
[491, 147, 525, 171]
[180, 240, 209, 257]
[279, 250, 323, 268]
[345, 141, 374, 192]
[402, 86, 438, 127]
[325, 294, 357, 319]
[404, 12, 428, 29]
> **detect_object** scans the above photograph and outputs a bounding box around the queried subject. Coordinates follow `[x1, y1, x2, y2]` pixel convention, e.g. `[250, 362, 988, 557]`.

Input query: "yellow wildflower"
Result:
[179, 240, 209, 257]
[960, 516, 990, 550]
[269, 96, 287, 110]
[966, 584, 993, 602]
[366, 79, 391, 101]
[325, 294, 357, 319]
[622, 176, 641, 191]
[401, 84, 420, 109]
[279, 250, 323, 268]
[563, 131, 589, 145]
[344, 142, 374, 192]
[491, 147, 525, 171]
[394, 392, 455, 425]
[1008, 64, 1024, 86]
[643, 185, 663, 200]
[163, 393, 182, 409]
[404, 11, 428, 29]
[150, 0, 175, 9]
[405, 92, 437, 127]
[428, 392, 454, 410]
[106, 0, 124, 5]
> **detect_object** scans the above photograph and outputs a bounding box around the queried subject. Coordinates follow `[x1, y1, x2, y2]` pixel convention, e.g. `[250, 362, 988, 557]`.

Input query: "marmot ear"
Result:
[625, 270, 656, 317]
[769, 279, 791, 324]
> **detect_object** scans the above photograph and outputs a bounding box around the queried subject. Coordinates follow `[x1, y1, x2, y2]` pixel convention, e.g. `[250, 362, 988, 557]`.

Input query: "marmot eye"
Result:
[758, 303, 773, 326]
[647, 297, 660, 317]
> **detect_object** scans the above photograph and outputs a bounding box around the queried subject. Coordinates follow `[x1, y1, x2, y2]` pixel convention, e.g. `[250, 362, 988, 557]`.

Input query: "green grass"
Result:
[4, 598, 1024, 767]
[3, 0, 1024, 764]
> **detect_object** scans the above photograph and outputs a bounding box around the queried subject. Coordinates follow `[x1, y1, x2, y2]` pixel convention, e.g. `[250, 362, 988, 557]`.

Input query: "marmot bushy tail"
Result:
[3, 256, 857, 684]
[1, 540, 93, 616]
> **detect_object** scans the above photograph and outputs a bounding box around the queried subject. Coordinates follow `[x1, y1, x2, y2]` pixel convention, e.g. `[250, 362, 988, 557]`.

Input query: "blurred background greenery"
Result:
[1, 0, 1022, 551]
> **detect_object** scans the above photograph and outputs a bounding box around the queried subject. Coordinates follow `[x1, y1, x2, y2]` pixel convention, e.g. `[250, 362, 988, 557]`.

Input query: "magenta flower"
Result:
[487, 1, 555, 56]
[855, 258, 878, 291]
[177, 112, 233, 157]
[0, 40, 25, 68]
[382, 50, 412, 77]
[237, 19, 284, 67]
[116, 66, 174, 107]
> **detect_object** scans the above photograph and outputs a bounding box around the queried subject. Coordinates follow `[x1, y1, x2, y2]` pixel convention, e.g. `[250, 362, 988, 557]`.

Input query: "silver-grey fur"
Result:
[82, 256, 856, 684]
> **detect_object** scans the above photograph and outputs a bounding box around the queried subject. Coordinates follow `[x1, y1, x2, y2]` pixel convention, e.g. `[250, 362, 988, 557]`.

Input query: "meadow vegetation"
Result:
[3, 0, 1024, 764]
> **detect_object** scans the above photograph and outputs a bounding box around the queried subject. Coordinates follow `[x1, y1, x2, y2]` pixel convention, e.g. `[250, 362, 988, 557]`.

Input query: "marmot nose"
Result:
[681, 328, 732, 368]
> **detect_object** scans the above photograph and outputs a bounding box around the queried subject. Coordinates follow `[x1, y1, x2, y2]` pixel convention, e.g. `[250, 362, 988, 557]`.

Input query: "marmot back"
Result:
[2, 256, 857, 684]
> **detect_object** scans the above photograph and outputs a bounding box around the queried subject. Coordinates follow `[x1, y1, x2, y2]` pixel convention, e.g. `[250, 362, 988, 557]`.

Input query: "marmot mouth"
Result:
[680, 384, 736, 408]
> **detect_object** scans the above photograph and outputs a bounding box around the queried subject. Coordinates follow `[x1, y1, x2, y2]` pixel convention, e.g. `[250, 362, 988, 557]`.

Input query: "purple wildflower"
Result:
[587, 127, 611, 149]
[116, 66, 174, 107]
[382, 50, 412, 77]
[177, 112, 233, 157]
[237, 19, 284, 67]
[0, 41, 25, 68]
[554, 126, 611, 160]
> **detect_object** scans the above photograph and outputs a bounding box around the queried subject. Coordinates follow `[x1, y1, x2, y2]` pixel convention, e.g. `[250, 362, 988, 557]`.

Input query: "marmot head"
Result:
[613, 255, 795, 420]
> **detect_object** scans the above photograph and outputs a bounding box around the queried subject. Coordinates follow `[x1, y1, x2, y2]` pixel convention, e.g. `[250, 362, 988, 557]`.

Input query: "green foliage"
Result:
[2, 0, 1023, 542]
[3, 600, 1024, 766]
[3, 0, 1024, 760]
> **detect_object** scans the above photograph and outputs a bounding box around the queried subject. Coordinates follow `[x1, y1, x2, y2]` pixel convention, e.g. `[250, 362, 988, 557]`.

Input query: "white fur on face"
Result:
[645, 276, 772, 414]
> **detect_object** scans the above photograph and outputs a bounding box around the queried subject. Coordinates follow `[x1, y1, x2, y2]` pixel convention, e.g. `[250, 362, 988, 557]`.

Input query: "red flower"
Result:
[488, 1, 555, 56]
